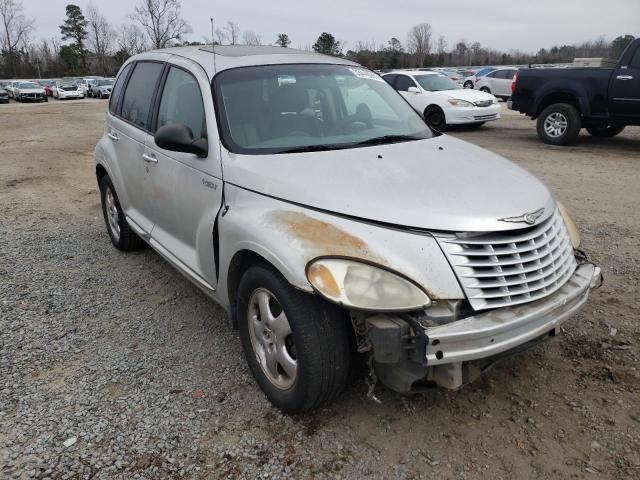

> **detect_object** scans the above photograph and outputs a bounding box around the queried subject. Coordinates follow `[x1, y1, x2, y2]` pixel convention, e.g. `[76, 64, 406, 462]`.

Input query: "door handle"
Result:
[616, 75, 633, 80]
[107, 132, 118, 141]
[142, 153, 158, 164]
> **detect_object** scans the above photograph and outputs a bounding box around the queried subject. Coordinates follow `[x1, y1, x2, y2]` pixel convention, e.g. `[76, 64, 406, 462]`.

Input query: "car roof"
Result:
[126, 45, 357, 78]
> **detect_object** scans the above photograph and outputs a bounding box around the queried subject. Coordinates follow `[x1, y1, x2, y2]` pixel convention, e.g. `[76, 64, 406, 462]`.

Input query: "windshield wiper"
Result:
[354, 134, 423, 146]
[274, 144, 339, 154]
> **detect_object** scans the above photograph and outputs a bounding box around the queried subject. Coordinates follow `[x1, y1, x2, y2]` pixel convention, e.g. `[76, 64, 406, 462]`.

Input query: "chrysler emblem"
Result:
[499, 208, 545, 225]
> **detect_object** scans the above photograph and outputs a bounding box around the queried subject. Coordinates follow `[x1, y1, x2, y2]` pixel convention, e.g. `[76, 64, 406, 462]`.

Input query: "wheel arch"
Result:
[532, 84, 590, 119]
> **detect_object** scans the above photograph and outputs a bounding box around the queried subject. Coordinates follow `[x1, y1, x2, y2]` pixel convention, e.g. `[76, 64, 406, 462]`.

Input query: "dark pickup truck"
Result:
[509, 38, 640, 145]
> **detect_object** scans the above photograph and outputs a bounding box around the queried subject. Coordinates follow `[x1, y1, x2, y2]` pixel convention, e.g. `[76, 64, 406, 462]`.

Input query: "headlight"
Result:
[306, 258, 431, 311]
[447, 99, 474, 108]
[557, 202, 581, 249]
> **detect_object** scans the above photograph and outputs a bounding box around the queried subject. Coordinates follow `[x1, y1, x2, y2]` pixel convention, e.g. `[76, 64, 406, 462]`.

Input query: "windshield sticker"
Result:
[348, 68, 384, 82]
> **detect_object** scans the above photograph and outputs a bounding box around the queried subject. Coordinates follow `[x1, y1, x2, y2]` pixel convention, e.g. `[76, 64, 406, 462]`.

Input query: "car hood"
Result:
[223, 135, 555, 232]
[437, 88, 495, 103]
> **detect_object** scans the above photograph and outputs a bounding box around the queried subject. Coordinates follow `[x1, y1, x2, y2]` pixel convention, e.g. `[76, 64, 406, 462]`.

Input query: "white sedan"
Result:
[382, 71, 500, 130]
[52, 82, 84, 100]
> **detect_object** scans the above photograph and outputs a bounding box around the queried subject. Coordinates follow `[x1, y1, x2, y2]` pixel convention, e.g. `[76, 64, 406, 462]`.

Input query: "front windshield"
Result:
[413, 75, 460, 92]
[97, 80, 113, 86]
[19, 82, 38, 89]
[214, 64, 432, 154]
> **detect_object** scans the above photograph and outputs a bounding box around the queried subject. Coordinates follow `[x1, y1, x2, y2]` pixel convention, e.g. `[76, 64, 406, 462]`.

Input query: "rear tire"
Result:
[237, 264, 351, 413]
[464, 81, 474, 89]
[99, 175, 146, 251]
[586, 124, 625, 138]
[480, 87, 491, 94]
[536, 103, 581, 145]
[424, 106, 447, 131]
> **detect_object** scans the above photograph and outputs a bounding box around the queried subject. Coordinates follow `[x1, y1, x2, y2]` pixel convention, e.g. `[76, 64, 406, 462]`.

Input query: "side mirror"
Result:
[154, 124, 208, 157]
[407, 86, 421, 94]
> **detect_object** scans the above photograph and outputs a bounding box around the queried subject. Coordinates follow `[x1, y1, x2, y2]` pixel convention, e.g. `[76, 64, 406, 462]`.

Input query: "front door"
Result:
[145, 62, 223, 290]
[609, 44, 640, 119]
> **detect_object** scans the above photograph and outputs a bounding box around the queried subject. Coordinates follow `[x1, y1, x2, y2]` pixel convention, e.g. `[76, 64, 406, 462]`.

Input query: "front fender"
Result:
[217, 184, 464, 310]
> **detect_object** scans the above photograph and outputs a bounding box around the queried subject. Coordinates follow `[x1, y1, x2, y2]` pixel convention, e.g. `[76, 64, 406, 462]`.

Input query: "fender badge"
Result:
[499, 208, 545, 225]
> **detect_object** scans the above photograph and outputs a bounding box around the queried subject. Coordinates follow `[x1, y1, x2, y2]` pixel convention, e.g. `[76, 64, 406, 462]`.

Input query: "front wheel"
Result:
[479, 87, 491, 94]
[536, 103, 581, 145]
[586, 124, 625, 138]
[463, 81, 474, 89]
[424, 106, 447, 131]
[237, 264, 351, 413]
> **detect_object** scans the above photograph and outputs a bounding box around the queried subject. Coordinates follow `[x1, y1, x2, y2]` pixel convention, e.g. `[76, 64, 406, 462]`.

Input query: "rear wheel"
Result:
[463, 81, 474, 89]
[237, 264, 351, 413]
[99, 175, 146, 251]
[586, 124, 625, 138]
[536, 103, 581, 145]
[424, 106, 447, 131]
[480, 86, 491, 94]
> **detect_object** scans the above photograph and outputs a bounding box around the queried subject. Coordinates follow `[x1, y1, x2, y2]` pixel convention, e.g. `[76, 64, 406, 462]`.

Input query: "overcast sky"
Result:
[24, 0, 640, 53]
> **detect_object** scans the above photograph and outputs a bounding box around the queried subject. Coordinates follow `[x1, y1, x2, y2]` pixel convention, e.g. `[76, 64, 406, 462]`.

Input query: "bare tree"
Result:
[242, 29, 261, 46]
[86, 4, 114, 74]
[213, 28, 226, 45]
[130, 0, 191, 49]
[224, 21, 240, 45]
[407, 23, 432, 66]
[118, 23, 148, 55]
[436, 35, 447, 54]
[0, 0, 35, 76]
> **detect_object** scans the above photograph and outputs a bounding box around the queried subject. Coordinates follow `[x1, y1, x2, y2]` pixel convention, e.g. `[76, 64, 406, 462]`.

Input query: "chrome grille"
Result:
[437, 209, 576, 310]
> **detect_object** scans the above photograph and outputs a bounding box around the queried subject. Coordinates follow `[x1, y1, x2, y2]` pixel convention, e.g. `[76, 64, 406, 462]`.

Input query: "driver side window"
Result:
[157, 66, 207, 140]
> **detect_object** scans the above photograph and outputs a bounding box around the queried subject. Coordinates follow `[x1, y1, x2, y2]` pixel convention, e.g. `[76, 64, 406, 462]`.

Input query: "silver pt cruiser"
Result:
[94, 46, 602, 412]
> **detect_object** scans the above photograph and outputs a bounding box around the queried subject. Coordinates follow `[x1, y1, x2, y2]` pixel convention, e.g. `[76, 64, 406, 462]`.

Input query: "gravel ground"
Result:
[1, 99, 639, 479]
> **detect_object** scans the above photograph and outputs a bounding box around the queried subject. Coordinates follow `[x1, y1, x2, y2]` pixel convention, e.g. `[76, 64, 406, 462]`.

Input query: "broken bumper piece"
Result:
[369, 262, 601, 392]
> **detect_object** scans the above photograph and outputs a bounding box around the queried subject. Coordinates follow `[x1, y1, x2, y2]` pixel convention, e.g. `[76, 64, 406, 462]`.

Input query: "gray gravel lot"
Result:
[1, 100, 639, 479]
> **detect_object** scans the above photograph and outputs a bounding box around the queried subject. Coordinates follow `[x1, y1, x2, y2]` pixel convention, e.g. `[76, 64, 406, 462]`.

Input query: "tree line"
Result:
[0, 0, 635, 79]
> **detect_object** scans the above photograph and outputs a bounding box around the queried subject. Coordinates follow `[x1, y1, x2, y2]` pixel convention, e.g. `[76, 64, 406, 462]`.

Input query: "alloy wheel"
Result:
[543, 112, 568, 138]
[104, 186, 121, 242]
[247, 288, 297, 390]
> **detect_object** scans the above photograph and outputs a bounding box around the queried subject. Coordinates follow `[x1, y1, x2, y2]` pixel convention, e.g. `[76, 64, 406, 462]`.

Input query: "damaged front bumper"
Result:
[368, 262, 602, 393]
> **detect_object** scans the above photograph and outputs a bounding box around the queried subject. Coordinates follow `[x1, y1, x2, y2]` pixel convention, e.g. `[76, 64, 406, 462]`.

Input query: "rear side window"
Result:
[157, 67, 206, 139]
[630, 47, 640, 68]
[505, 70, 517, 80]
[120, 62, 164, 130]
[395, 75, 416, 91]
[382, 74, 397, 87]
[109, 63, 132, 114]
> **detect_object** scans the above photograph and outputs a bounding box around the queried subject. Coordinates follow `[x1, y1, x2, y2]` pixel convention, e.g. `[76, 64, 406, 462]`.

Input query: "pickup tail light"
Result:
[511, 72, 519, 94]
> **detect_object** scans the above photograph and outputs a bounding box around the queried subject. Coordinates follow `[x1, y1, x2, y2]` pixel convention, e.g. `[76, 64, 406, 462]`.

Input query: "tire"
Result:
[480, 87, 491, 94]
[536, 103, 581, 145]
[237, 264, 351, 413]
[586, 124, 625, 138]
[464, 81, 474, 89]
[424, 106, 447, 131]
[99, 175, 146, 251]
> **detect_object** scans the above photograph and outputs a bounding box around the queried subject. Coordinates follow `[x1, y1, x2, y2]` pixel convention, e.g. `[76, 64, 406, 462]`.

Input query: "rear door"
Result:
[108, 60, 165, 235]
[609, 43, 640, 119]
[143, 59, 223, 291]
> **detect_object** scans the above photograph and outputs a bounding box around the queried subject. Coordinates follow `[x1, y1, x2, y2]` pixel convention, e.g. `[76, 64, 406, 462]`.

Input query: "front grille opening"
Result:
[439, 209, 576, 311]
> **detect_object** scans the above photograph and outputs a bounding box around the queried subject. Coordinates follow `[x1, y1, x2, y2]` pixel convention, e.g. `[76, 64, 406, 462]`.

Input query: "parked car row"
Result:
[0, 75, 114, 104]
